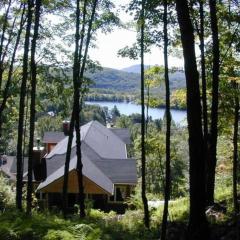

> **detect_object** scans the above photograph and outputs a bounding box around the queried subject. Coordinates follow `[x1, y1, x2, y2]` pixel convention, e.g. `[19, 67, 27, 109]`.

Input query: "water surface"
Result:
[86, 101, 187, 124]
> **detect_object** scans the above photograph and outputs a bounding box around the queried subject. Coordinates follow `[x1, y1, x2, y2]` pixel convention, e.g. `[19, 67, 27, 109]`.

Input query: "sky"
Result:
[88, 1, 184, 70]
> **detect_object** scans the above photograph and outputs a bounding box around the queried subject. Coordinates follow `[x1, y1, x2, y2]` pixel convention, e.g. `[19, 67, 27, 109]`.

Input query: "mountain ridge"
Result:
[86, 65, 186, 92]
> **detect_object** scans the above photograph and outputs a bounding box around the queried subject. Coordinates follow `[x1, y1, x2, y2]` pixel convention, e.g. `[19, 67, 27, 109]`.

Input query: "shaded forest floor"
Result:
[0, 195, 238, 240]
[0, 174, 237, 240]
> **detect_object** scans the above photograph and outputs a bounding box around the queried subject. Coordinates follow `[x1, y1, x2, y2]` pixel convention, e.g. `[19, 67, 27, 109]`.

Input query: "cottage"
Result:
[6, 120, 137, 213]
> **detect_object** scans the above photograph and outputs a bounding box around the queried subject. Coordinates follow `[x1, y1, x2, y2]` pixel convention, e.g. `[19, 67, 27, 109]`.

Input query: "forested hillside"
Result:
[86, 66, 186, 92]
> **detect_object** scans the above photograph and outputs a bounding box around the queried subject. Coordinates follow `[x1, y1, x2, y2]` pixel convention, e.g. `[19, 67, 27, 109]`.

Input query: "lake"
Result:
[85, 101, 187, 124]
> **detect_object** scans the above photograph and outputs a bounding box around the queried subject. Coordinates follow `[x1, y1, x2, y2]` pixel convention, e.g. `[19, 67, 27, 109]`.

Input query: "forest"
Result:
[0, 0, 239, 240]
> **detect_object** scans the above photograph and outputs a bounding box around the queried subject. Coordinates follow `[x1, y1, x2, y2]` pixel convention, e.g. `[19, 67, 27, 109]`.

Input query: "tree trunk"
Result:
[62, 0, 81, 218]
[233, 82, 239, 239]
[161, 1, 171, 239]
[76, 0, 98, 218]
[74, 0, 84, 218]
[27, 0, 42, 215]
[0, 3, 26, 154]
[146, 83, 149, 135]
[199, 0, 208, 148]
[175, 1, 209, 239]
[62, 111, 75, 217]
[62, 0, 97, 218]
[206, 0, 220, 206]
[199, 0, 209, 207]
[140, 0, 149, 229]
[0, 0, 12, 89]
[16, 0, 33, 210]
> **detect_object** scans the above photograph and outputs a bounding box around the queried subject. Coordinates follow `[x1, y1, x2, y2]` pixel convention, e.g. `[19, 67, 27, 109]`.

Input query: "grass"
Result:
[0, 208, 160, 240]
[0, 172, 236, 240]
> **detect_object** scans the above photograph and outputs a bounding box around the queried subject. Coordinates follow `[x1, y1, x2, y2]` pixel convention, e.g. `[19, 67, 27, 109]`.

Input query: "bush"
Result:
[0, 226, 18, 240]
[0, 174, 15, 211]
[43, 230, 74, 240]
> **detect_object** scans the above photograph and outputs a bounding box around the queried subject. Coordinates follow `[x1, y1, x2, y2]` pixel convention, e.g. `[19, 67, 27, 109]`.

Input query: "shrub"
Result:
[0, 174, 15, 211]
[43, 230, 74, 240]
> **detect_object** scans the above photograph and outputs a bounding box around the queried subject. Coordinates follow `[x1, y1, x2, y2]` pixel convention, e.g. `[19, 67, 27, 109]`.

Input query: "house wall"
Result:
[39, 170, 109, 194]
[46, 143, 57, 154]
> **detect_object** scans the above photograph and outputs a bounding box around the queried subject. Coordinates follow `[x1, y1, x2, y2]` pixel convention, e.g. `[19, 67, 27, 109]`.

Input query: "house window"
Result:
[109, 186, 127, 202]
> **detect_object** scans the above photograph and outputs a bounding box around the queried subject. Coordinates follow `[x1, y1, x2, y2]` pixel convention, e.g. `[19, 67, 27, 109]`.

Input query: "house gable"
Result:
[39, 170, 110, 194]
[36, 120, 137, 197]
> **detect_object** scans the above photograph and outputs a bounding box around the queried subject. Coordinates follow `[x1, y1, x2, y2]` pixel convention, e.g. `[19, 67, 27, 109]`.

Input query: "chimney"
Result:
[62, 120, 70, 136]
[33, 139, 47, 181]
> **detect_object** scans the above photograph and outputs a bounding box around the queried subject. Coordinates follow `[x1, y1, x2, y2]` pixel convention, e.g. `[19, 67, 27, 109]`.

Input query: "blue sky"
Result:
[88, 1, 184, 70]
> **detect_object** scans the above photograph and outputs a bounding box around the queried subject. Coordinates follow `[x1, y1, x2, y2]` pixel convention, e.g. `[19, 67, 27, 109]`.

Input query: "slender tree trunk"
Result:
[233, 82, 239, 240]
[62, 111, 75, 217]
[1, 13, 18, 73]
[78, 0, 98, 79]
[62, 0, 97, 218]
[175, 1, 209, 239]
[74, 0, 85, 218]
[27, 0, 42, 215]
[16, 0, 33, 210]
[161, 1, 171, 239]
[0, 3, 26, 153]
[199, 0, 209, 207]
[206, 0, 220, 206]
[140, 0, 149, 229]
[199, 0, 208, 143]
[0, 0, 12, 89]
[62, 0, 81, 217]
[146, 84, 149, 135]
[76, 0, 98, 218]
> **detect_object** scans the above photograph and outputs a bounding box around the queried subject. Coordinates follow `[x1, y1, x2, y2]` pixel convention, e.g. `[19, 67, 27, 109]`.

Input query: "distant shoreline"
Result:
[85, 99, 187, 111]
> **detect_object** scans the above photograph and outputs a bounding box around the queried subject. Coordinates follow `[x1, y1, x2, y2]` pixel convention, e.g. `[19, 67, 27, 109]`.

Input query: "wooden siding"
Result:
[46, 143, 57, 154]
[40, 170, 109, 194]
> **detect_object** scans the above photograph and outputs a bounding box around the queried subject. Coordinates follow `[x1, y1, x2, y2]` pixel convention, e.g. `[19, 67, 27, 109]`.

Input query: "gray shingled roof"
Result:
[42, 132, 66, 144]
[10, 157, 28, 174]
[110, 128, 131, 145]
[24, 121, 137, 194]
[47, 121, 127, 159]
[0, 156, 16, 179]
[37, 154, 114, 194]
[81, 142, 136, 184]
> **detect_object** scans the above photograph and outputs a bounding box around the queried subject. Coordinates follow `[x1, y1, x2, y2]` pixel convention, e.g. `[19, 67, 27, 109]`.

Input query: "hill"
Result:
[86, 67, 140, 92]
[121, 64, 151, 73]
[86, 66, 186, 93]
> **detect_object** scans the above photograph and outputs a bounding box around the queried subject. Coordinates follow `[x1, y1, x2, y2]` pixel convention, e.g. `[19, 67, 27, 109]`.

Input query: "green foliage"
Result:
[43, 230, 74, 240]
[170, 89, 186, 109]
[36, 115, 63, 138]
[110, 105, 120, 122]
[133, 121, 188, 198]
[0, 174, 15, 211]
[81, 104, 106, 125]
[0, 211, 103, 240]
[145, 65, 164, 88]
